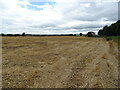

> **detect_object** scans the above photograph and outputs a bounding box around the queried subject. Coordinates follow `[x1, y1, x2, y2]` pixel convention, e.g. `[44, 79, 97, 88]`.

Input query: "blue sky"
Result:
[28, 1, 56, 11]
[19, 1, 56, 11]
[27, 5, 44, 11]
[30, 2, 56, 5]
[0, 0, 119, 34]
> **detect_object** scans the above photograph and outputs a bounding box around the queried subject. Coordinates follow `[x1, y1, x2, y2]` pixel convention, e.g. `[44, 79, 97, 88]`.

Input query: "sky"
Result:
[0, 0, 119, 34]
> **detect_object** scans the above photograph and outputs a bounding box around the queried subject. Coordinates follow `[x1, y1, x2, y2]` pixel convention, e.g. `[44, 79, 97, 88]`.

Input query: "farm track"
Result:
[2, 36, 119, 88]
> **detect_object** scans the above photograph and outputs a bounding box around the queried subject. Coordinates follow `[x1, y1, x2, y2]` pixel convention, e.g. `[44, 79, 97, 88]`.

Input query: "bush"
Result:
[106, 37, 112, 41]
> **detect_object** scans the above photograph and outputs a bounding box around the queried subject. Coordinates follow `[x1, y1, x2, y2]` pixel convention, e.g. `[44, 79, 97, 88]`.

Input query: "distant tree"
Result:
[69, 34, 73, 36]
[87, 32, 92, 37]
[79, 33, 82, 36]
[87, 32, 95, 37]
[74, 34, 77, 36]
[1, 33, 4, 36]
[85, 35, 87, 37]
[7, 34, 13, 36]
[22, 32, 26, 36]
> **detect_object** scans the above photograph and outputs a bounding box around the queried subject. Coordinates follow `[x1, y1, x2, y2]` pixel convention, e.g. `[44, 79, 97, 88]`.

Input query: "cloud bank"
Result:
[0, 0, 118, 34]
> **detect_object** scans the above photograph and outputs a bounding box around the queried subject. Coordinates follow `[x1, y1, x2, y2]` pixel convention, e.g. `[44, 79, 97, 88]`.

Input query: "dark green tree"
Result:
[80, 33, 82, 36]
[22, 32, 26, 36]
[87, 32, 95, 37]
[98, 20, 120, 36]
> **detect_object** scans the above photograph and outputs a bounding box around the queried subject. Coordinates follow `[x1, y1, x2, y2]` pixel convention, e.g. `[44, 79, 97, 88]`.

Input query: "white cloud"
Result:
[0, 0, 118, 34]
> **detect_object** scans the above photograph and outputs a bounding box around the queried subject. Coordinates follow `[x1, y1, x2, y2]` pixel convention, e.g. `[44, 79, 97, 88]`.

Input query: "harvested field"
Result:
[2, 36, 119, 88]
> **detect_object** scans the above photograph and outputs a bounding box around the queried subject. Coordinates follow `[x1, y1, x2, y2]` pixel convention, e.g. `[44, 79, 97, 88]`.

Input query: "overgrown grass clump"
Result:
[104, 36, 120, 43]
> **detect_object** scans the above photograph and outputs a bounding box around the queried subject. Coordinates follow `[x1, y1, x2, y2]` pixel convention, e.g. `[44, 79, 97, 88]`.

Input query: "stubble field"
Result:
[2, 36, 119, 88]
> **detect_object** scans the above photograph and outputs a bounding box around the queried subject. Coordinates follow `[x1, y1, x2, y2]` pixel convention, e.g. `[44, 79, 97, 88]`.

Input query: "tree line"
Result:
[0, 32, 97, 37]
[98, 20, 120, 36]
[0, 33, 77, 37]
